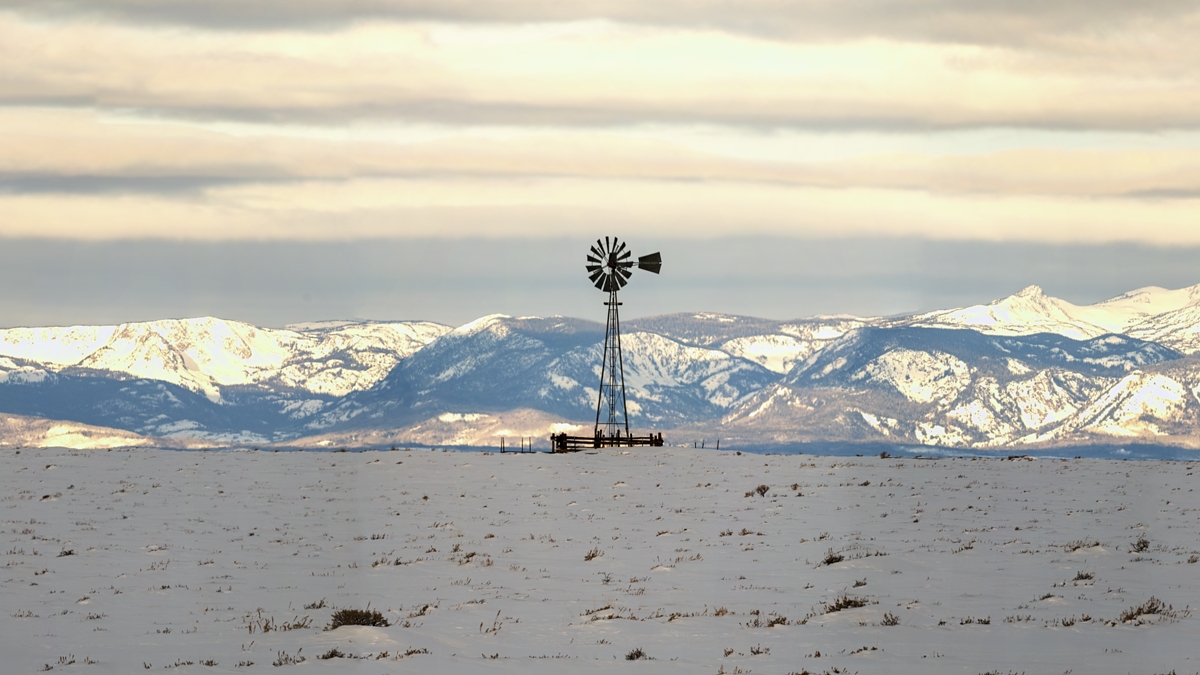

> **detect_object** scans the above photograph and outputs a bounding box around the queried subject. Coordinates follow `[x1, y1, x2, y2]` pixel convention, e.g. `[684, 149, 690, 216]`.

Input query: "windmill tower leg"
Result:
[595, 290, 629, 442]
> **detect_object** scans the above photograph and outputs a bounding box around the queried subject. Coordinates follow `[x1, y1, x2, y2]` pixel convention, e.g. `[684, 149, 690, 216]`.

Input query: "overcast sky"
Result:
[2, 2, 1199, 327]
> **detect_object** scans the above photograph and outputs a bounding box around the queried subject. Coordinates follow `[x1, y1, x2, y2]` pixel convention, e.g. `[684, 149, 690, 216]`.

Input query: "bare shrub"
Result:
[880, 612, 900, 626]
[625, 648, 648, 661]
[1116, 596, 1190, 625]
[755, 485, 770, 497]
[584, 547, 603, 561]
[821, 548, 844, 566]
[272, 649, 305, 666]
[327, 608, 389, 630]
[821, 594, 868, 614]
[1130, 534, 1150, 553]
[245, 610, 311, 633]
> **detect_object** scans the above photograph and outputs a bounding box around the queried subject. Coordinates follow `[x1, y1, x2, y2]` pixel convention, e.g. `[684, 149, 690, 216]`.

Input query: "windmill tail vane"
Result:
[553, 237, 666, 453]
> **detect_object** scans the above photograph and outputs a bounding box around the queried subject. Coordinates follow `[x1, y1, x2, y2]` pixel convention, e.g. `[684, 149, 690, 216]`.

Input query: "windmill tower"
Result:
[551, 237, 663, 452]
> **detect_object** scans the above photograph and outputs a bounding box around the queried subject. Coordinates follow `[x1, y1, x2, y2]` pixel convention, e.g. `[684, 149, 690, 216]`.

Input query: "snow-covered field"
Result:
[3, 447, 1198, 674]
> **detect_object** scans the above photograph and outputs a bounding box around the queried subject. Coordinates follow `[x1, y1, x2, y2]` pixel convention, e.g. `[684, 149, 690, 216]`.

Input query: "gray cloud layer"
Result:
[3, 9, 1197, 133]
[6, 0, 1196, 45]
[3, 237, 1199, 329]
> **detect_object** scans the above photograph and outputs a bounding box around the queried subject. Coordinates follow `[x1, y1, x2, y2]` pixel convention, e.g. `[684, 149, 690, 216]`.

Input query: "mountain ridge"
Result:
[6, 283, 1200, 450]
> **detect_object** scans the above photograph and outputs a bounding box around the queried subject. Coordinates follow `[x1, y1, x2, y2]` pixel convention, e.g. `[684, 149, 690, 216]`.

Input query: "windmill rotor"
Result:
[585, 237, 660, 293]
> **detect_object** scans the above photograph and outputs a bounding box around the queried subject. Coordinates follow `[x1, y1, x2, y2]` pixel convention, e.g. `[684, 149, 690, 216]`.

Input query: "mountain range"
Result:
[4, 284, 1200, 451]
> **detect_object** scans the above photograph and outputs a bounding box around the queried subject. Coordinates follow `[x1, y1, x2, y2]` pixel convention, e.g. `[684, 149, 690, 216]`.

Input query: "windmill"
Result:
[553, 237, 665, 452]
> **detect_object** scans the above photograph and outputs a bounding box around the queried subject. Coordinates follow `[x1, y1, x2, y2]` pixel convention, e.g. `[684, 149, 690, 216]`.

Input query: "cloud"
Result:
[5, 0, 1198, 49]
[3, 173, 1199, 244]
[1, 14, 1199, 131]
[3, 109, 1199, 199]
[1, 8, 1196, 250]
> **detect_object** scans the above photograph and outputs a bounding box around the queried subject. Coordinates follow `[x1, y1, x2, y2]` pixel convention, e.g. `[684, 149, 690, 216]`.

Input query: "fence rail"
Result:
[551, 432, 665, 453]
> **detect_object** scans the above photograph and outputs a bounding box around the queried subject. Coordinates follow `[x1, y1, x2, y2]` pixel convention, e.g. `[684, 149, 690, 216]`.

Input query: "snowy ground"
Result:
[3, 447, 1199, 674]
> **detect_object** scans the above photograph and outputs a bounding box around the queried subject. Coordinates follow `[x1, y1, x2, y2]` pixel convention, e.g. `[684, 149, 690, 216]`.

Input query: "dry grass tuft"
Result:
[327, 608, 389, 630]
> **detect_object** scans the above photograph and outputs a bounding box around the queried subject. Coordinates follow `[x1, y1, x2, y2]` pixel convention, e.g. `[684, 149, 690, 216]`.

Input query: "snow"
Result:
[1127, 304, 1200, 354]
[1073, 284, 1200, 332]
[451, 314, 512, 336]
[0, 325, 118, 365]
[718, 335, 811, 374]
[853, 349, 971, 404]
[909, 285, 1103, 339]
[0, 359, 52, 384]
[4, 447, 1197, 674]
[946, 398, 999, 432]
[1007, 371, 1082, 430]
[857, 410, 899, 436]
[910, 283, 1200, 346]
[613, 333, 761, 410]
[691, 313, 738, 322]
[0, 318, 451, 400]
[0, 414, 154, 450]
[1005, 358, 1032, 375]
[1074, 373, 1188, 437]
[437, 413, 488, 423]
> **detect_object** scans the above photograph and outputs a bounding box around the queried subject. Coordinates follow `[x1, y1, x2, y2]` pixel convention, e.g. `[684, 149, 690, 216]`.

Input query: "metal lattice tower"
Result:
[585, 237, 662, 440]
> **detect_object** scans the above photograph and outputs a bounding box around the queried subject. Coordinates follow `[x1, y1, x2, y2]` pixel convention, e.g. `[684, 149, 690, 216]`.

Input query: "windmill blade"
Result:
[636, 252, 662, 274]
[584, 238, 661, 293]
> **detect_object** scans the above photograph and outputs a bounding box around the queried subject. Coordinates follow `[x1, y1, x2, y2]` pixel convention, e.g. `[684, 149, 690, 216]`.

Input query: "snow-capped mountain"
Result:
[0, 318, 450, 402]
[719, 327, 1191, 448]
[626, 313, 868, 374]
[306, 315, 778, 432]
[7, 281, 1200, 449]
[905, 283, 1200, 346]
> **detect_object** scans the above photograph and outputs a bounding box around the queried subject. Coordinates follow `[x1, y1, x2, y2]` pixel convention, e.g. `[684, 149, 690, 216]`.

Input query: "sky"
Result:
[2, 1, 1199, 328]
